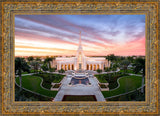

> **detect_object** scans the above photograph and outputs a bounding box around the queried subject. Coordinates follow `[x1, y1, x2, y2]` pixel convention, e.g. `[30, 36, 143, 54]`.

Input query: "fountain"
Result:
[70, 70, 90, 85]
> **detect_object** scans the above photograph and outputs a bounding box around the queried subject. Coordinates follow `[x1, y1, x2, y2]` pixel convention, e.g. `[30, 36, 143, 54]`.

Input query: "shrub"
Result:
[97, 69, 102, 73]
[95, 72, 129, 90]
[41, 63, 48, 71]
[33, 73, 65, 89]
[50, 68, 56, 72]
[58, 69, 65, 73]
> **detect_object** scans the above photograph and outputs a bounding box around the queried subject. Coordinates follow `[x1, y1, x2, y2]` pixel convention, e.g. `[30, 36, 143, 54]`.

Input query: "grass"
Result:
[120, 69, 142, 75]
[15, 84, 52, 101]
[16, 75, 58, 97]
[106, 87, 145, 101]
[62, 95, 97, 101]
[102, 75, 142, 98]
[33, 73, 65, 89]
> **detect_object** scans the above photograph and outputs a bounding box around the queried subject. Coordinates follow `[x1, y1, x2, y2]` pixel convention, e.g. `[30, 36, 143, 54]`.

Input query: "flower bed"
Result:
[99, 84, 107, 88]
[53, 83, 61, 88]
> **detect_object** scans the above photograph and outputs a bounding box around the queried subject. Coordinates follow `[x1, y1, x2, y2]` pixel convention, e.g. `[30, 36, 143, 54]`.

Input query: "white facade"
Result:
[52, 32, 110, 71]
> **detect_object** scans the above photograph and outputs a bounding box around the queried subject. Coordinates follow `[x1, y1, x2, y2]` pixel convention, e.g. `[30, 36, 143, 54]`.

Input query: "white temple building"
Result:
[51, 32, 110, 71]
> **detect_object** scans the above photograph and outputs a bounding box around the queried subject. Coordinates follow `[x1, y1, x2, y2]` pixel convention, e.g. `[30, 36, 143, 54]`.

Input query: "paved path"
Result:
[54, 75, 105, 101]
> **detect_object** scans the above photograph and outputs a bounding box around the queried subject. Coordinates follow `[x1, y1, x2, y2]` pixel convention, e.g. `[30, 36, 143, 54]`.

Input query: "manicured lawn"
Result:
[102, 76, 142, 98]
[120, 69, 142, 75]
[119, 69, 135, 74]
[16, 75, 58, 97]
[15, 84, 51, 101]
[106, 87, 145, 101]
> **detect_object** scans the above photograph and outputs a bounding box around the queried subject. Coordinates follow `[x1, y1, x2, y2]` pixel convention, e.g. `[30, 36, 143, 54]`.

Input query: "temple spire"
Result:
[77, 31, 83, 51]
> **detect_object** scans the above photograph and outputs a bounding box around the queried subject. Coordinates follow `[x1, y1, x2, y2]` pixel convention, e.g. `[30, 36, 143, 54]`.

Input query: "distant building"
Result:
[51, 32, 110, 71]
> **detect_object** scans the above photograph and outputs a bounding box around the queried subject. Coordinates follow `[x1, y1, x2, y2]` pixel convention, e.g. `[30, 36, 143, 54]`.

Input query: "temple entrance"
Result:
[93, 64, 96, 70]
[79, 63, 82, 70]
[72, 64, 74, 70]
[65, 65, 67, 71]
[87, 64, 89, 70]
[68, 64, 70, 70]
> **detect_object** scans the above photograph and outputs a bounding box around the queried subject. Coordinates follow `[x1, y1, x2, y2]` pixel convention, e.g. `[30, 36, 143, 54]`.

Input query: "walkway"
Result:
[54, 75, 105, 101]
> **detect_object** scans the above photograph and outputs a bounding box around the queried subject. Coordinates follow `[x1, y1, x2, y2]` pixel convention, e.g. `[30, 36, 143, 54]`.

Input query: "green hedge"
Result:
[33, 73, 65, 89]
[95, 72, 129, 89]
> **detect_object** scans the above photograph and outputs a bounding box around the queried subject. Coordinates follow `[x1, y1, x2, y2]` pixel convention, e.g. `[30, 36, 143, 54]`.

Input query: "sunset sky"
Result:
[15, 15, 145, 57]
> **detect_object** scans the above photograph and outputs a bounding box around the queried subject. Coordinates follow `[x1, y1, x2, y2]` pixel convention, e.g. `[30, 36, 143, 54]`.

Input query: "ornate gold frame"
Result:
[0, 1, 159, 115]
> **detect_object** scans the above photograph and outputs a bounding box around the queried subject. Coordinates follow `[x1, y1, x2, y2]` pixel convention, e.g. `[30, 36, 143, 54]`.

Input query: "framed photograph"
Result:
[0, 0, 159, 115]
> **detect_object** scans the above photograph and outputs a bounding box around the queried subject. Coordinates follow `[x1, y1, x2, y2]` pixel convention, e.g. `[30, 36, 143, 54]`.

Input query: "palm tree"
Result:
[133, 57, 145, 93]
[44, 57, 54, 71]
[30, 61, 39, 73]
[41, 63, 48, 72]
[35, 57, 42, 72]
[15, 57, 30, 91]
[120, 60, 130, 74]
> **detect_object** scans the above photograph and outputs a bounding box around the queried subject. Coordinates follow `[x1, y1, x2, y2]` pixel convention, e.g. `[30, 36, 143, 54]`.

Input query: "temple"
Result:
[51, 31, 110, 71]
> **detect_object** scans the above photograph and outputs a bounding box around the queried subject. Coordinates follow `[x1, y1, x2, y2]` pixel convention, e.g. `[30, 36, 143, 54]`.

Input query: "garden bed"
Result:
[95, 72, 129, 90]
[99, 83, 108, 88]
[53, 83, 61, 88]
[33, 73, 65, 89]
[98, 83, 109, 91]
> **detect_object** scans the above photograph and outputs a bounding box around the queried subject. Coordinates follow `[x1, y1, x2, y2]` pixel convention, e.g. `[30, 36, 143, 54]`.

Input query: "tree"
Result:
[44, 57, 54, 71]
[27, 56, 34, 63]
[133, 57, 145, 93]
[106, 54, 116, 62]
[127, 56, 134, 63]
[112, 63, 119, 71]
[15, 57, 30, 91]
[30, 61, 40, 73]
[120, 60, 130, 74]
[50, 68, 57, 72]
[41, 63, 48, 72]
[97, 69, 102, 74]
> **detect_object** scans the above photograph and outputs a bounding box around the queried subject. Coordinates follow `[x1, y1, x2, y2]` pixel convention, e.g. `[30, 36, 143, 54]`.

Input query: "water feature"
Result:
[70, 71, 90, 85]
[70, 77, 89, 85]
